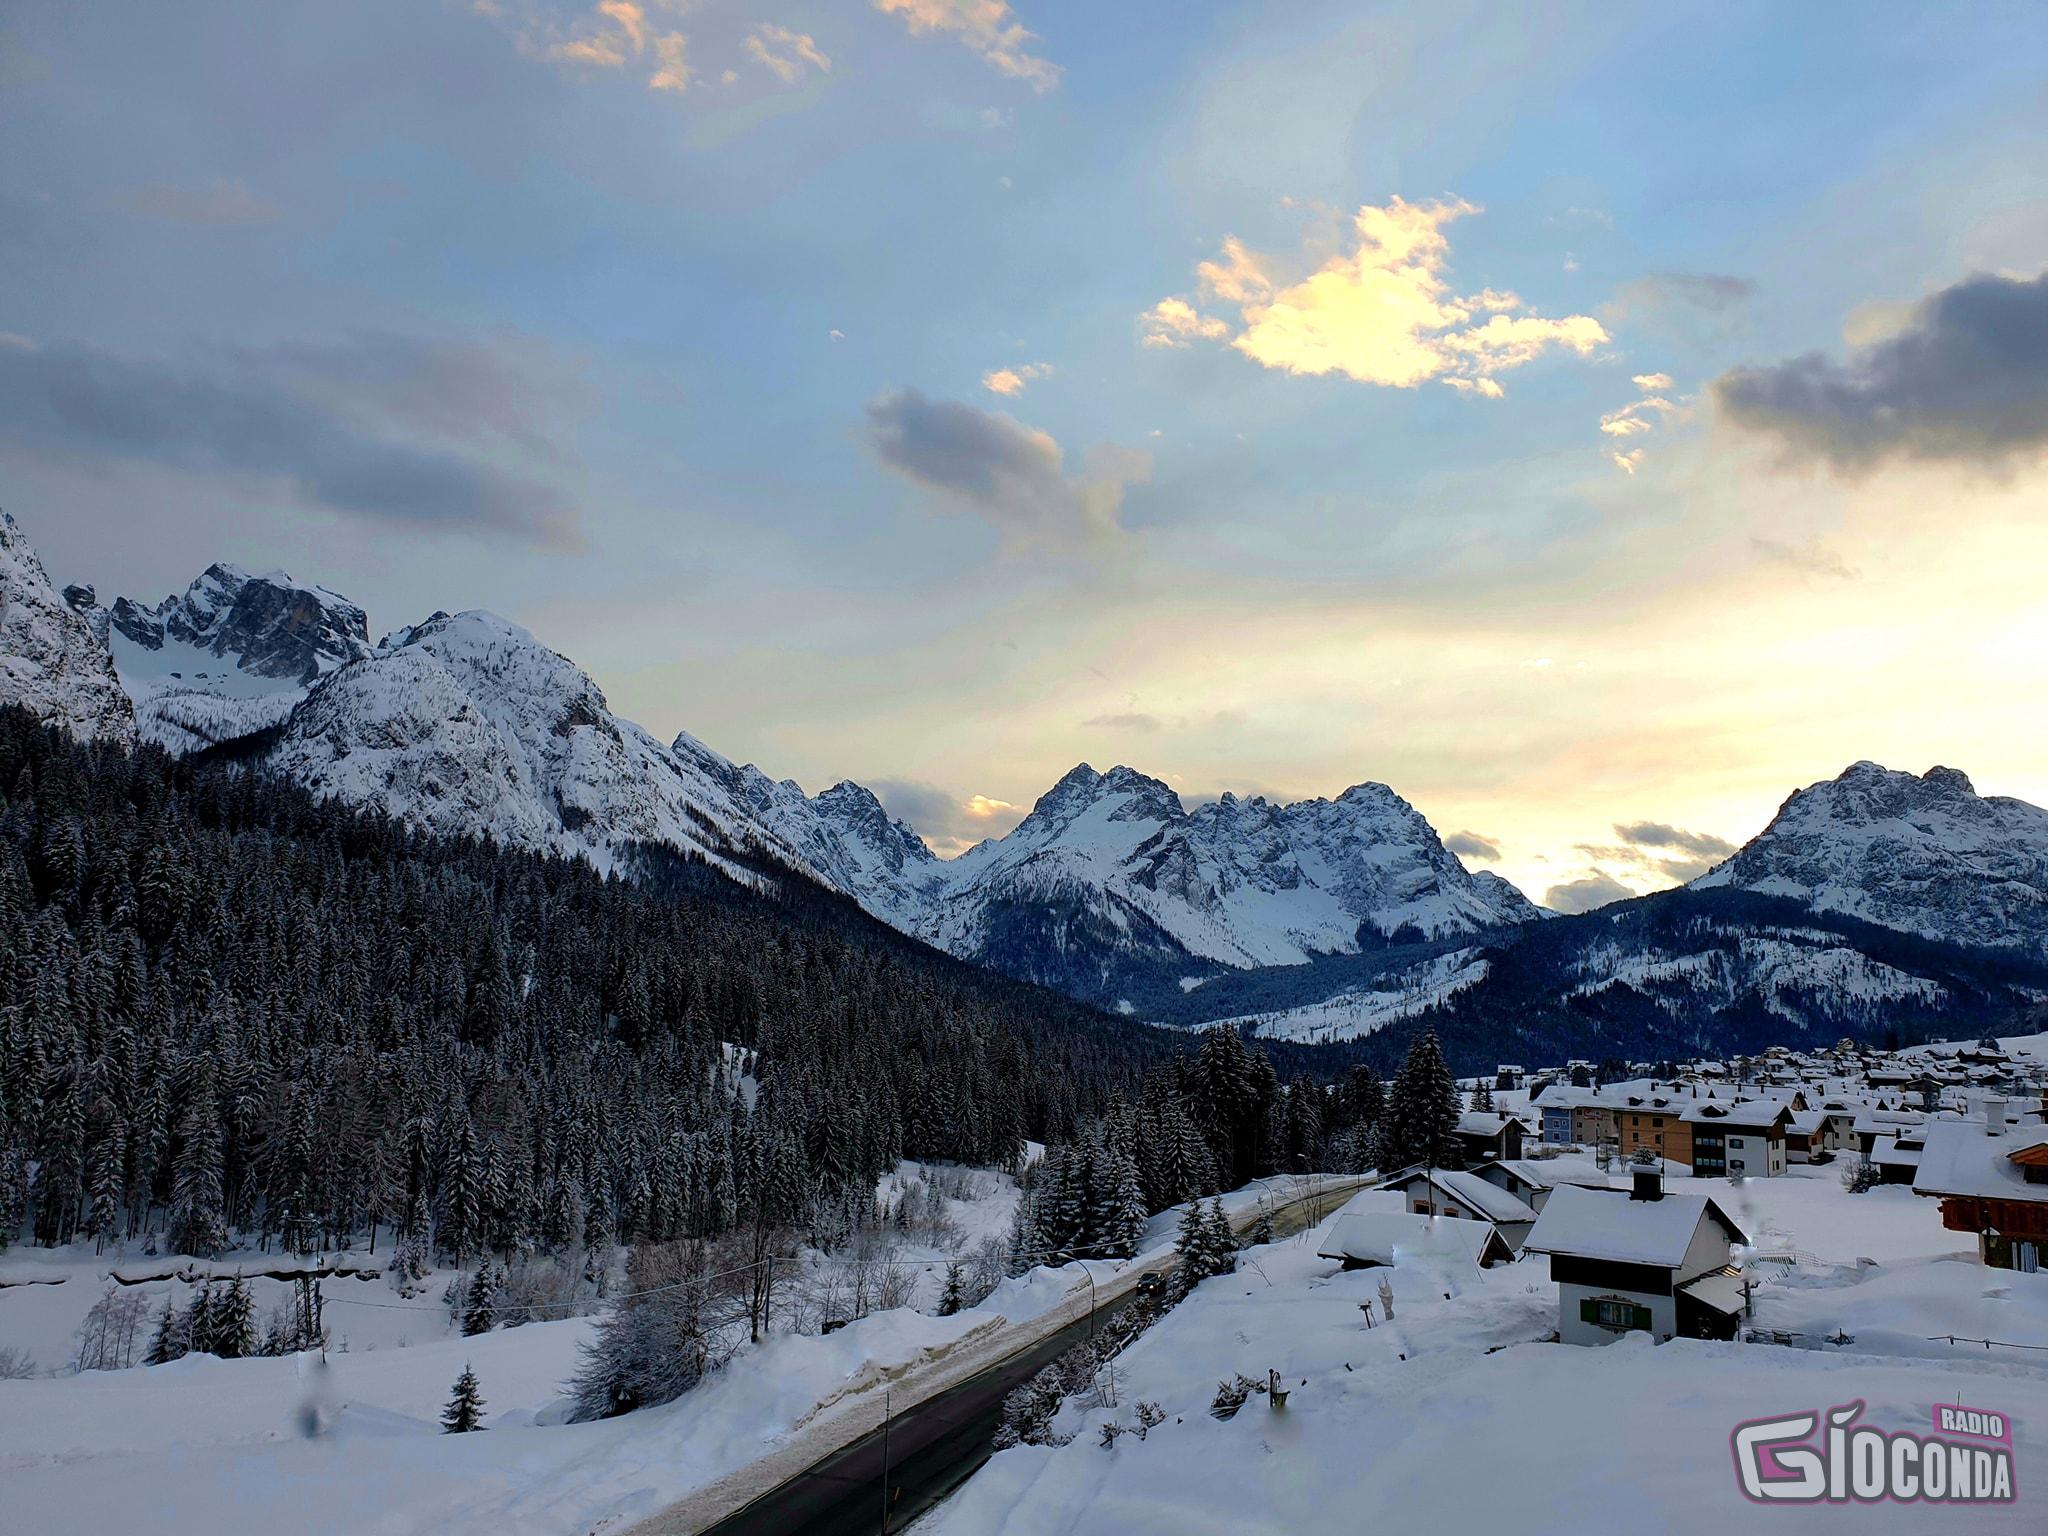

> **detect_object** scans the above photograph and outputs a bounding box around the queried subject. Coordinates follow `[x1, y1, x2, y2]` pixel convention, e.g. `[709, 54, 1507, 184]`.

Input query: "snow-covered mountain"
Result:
[264, 607, 936, 890]
[0, 511, 133, 744]
[1693, 761, 2048, 954]
[913, 764, 1545, 1006]
[71, 564, 371, 753]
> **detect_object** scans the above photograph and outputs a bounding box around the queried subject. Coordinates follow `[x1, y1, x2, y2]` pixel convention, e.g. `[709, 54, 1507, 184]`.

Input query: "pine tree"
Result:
[184, 1282, 218, 1357]
[1375, 1027, 1463, 1173]
[145, 1294, 187, 1365]
[462, 1262, 497, 1336]
[170, 1072, 228, 1258]
[211, 1276, 255, 1359]
[937, 1261, 967, 1317]
[441, 1364, 486, 1433]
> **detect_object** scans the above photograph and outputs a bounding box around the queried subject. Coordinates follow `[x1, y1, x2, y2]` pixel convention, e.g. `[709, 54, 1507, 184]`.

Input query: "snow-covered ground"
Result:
[926, 1170, 2048, 1536]
[0, 1158, 1197, 1536]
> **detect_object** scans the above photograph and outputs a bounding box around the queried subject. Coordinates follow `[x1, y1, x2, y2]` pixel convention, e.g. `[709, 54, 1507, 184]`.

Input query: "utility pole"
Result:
[880, 1382, 892, 1534]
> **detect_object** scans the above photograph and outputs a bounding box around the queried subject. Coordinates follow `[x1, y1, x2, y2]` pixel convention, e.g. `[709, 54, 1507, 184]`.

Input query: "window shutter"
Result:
[1632, 1304, 1652, 1330]
[1580, 1298, 1600, 1324]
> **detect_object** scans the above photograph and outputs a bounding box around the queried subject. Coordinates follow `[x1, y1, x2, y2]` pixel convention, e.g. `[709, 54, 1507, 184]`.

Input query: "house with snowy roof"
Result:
[1453, 1110, 1526, 1164]
[1469, 1158, 1613, 1215]
[1316, 1209, 1516, 1272]
[1913, 1097, 2048, 1271]
[1682, 1099, 1789, 1178]
[1374, 1165, 1540, 1250]
[1523, 1166, 1750, 1345]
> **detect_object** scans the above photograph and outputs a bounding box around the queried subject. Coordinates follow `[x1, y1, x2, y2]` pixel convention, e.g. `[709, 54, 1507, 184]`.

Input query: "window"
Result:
[1582, 1297, 1651, 1331]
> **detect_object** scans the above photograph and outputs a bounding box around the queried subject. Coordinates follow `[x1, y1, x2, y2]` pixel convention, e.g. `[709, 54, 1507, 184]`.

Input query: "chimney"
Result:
[1985, 1096, 2007, 1136]
[1630, 1163, 1664, 1202]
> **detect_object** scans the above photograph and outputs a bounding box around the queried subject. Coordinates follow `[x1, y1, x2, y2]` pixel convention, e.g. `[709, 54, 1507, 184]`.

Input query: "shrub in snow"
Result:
[73, 1285, 150, 1372]
[566, 1239, 737, 1421]
[0, 1345, 36, 1380]
[442, 1364, 486, 1433]
[994, 1365, 1072, 1449]
[1135, 1400, 1166, 1440]
[1209, 1374, 1262, 1421]
[1841, 1161, 1881, 1194]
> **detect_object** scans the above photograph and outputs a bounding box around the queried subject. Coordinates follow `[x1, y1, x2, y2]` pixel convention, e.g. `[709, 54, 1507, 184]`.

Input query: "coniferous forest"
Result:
[0, 707, 1189, 1265]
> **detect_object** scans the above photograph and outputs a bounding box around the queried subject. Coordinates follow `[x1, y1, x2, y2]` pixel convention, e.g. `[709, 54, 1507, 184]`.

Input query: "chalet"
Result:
[1453, 1110, 1526, 1164]
[1494, 1064, 1527, 1092]
[1913, 1101, 2048, 1271]
[1785, 1109, 1835, 1164]
[1317, 1209, 1516, 1271]
[1612, 1094, 1692, 1167]
[1470, 1157, 1613, 1214]
[1523, 1166, 1750, 1345]
[1854, 1108, 1929, 1184]
[1374, 1165, 1540, 1250]
[1683, 1100, 1789, 1178]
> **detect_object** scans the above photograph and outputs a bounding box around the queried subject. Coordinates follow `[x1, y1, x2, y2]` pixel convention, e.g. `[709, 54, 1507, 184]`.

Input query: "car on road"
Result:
[1134, 1272, 1163, 1298]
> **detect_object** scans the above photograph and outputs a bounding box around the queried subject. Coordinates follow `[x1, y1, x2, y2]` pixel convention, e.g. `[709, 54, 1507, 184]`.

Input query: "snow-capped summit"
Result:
[84, 562, 373, 753]
[0, 511, 134, 744]
[1693, 761, 2048, 953]
[920, 761, 1544, 1002]
[108, 562, 370, 684]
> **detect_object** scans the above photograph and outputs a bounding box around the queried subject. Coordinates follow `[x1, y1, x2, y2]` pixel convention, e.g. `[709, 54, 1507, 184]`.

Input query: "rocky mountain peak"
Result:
[0, 511, 134, 744]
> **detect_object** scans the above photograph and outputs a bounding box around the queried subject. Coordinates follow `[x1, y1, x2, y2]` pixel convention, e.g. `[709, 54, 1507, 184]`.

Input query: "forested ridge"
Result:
[0, 708, 1169, 1261]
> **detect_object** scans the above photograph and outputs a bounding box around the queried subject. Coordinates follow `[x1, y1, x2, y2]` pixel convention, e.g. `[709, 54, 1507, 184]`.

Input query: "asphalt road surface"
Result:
[690, 1181, 1356, 1536]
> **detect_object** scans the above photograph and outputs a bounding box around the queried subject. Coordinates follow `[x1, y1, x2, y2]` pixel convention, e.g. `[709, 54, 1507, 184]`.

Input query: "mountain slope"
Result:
[0, 511, 133, 744]
[1693, 761, 2048, 954]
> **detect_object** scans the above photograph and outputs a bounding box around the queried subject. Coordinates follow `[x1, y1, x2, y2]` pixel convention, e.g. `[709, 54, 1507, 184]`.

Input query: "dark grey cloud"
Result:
[865, 388, 1146, 547]
[1614, 821, 1736, 860]
[1544, 871, 1634, 914]
[868, 777, 1025, 854]
[1445, 830, 1502, 862]
[0, 334, 581, 548]
[1713, 270, 2048, 472]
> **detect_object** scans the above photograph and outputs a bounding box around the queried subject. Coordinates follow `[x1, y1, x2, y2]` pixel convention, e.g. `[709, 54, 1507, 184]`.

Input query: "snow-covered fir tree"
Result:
[441, 1364, 486, 1433]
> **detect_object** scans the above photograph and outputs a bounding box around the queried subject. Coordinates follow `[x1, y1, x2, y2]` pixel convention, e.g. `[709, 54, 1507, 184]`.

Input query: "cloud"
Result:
[1713, 270, 2048, 473]
[1445, 830, 1502, 862]
[488, 1, 693, 95]
[869, 778, 1026, 854]
[873, 0, 1060, 92]
[1144, 198, 1607, 396]
[1598, 380, 1684, 470]
[121, 177, 281, 227]
[981, 361, 1051, 396]
[1139, 297, 1231, 349]
[864, 388, 1147, 548]
[0, 333, 582, 548]
[744, 24, 830, 84]
[1082, 711, 1163, 732]
[1608, 272, 1755, 319]
[1613, 821, 1735, 860]
[1544, 870, 1635, 914]
[1750, 536, 1857, 581]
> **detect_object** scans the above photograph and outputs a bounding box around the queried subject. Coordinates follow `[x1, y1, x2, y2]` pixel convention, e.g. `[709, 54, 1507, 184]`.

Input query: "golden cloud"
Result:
[982, 361, 1051, 396]
[874, 0, 1060, 92]
[1145, 198, 1607, 394]
[745, 23, 831, 84]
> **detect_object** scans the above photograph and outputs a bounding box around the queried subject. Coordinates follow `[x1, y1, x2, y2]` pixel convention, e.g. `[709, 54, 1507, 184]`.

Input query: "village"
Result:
[920, 1031, 2048, 1532]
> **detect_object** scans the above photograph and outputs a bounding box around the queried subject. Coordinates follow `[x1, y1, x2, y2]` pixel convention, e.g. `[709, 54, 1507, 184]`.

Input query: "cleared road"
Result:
[645, 1176, 1366, 1536]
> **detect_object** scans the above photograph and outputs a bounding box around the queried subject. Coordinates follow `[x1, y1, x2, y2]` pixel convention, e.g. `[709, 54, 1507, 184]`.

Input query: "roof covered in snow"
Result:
[1376, 1167, 1537, 1225]
[1523, 1185, 1746, 1268]
[1316, 1210, 1510, 1268]
[1912, 1120, 2048, 1203]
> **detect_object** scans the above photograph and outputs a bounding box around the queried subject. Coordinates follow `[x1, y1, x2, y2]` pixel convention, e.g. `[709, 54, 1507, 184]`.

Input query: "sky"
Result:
[4, 0, 2048, 909]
